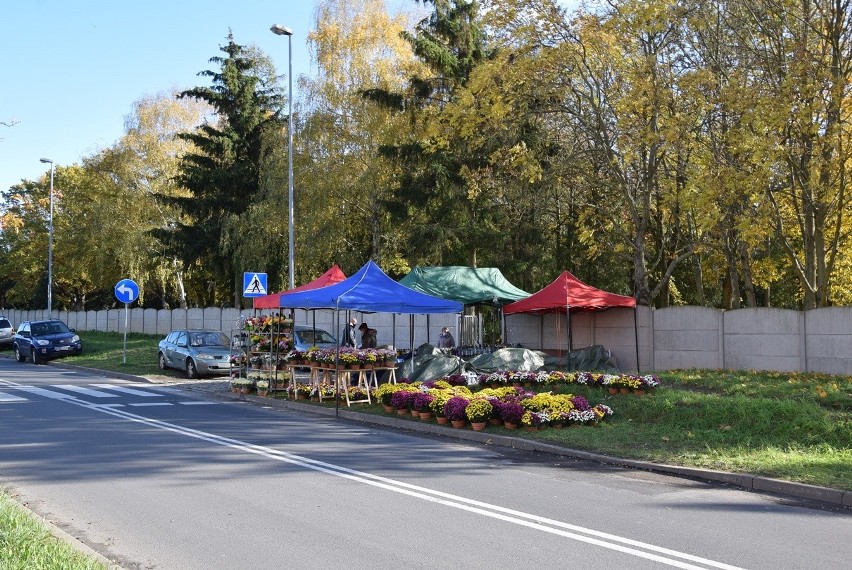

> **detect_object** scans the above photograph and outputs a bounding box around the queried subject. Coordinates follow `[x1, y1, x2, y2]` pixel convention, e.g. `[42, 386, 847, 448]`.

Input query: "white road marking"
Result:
[53, 384, 119, 398]
[16, 386, 76, 400]
[128, 402, 173, 407]
[0, 392, 27, 402]
[178, 401, 219, 406]
[92, 384, 164, 397]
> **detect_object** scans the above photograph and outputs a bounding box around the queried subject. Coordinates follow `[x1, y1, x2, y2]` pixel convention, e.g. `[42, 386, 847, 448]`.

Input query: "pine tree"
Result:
[155, 33, 284, 306]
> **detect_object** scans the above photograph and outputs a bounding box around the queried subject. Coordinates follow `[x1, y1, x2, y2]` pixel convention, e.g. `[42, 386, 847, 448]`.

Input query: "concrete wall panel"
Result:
[724, 307, 800, 334]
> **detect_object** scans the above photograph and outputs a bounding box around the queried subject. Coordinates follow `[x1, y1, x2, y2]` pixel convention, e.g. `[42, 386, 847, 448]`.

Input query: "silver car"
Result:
[293, 325, 338, 352]
[157, 329, 233, 379]
[0, 317, 14, 348]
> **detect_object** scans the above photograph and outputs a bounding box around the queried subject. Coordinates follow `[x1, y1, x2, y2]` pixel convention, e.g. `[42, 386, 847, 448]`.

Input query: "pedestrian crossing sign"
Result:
[243, 272, 268, 297]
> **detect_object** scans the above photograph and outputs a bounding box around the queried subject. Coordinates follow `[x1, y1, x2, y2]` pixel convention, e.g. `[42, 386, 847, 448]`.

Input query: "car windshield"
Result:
[31, 322, 70, 336]
[297, 329, 337, 345]
[189, 332, 228, 347]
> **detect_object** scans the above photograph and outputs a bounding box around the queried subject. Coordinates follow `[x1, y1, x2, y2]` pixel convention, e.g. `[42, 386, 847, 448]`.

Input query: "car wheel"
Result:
[31, 349, 43, 365]
[14, 345, 26, 363]
[186, 359, 199, 379]
[158, 352, 168, 371]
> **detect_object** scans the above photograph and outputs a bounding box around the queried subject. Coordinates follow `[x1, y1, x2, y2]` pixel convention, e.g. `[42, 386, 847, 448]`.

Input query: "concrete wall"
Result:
[5, 305, 852, 375]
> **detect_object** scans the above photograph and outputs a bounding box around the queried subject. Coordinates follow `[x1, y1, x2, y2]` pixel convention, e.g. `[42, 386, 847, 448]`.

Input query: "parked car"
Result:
[0, 316, 15, 348]
[158, 329, 233, 379]
[292, 325, 338, 352]
[13, 320, 83, 364]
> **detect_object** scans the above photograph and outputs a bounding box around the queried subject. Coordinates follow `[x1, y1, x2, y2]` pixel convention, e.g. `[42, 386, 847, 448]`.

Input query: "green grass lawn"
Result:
[50, 332, 852, 490]
[0, 489, 110, 570]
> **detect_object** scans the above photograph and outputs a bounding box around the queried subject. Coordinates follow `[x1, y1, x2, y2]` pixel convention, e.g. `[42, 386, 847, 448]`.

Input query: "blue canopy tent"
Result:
[278, 260, 462, 314]
[278, 261, 462, 411]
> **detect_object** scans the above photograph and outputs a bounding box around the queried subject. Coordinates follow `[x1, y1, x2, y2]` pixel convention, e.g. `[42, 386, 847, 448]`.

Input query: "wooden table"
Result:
[289, 364, 397, 406]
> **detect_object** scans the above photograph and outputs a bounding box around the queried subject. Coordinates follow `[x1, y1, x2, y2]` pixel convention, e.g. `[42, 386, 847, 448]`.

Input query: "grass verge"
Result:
[0, 488, 109, 570]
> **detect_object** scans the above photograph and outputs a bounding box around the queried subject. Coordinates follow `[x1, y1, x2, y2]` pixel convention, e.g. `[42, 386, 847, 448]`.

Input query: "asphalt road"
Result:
[0, 359, 850, 569]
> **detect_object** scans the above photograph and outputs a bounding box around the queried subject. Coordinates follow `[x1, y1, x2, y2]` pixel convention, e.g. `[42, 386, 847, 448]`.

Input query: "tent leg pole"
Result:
[335, 309, 341, 417]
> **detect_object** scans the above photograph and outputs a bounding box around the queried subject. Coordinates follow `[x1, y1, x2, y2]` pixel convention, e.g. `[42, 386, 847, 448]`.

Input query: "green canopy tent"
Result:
[399, 266, 530, 346]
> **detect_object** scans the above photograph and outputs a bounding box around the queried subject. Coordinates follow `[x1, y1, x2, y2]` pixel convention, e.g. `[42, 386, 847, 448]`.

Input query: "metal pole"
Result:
[270, 25, 295, 289]
[40, 158, 54, 318]
[287, 31, 295, 290]
[123, 303, 129, 364]
[47, 165, 54, 319]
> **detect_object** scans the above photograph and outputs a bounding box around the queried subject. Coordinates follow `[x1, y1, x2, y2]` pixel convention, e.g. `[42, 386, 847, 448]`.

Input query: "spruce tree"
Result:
[155, 33, 283, 306]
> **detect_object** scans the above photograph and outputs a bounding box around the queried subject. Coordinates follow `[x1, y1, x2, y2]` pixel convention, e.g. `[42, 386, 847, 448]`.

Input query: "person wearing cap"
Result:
[359, 322, 377, 349]
[342, 317, 358, 347]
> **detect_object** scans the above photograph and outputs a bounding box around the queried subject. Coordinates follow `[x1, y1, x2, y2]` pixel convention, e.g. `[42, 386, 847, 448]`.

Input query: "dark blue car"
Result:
[13, 319, 83, 364]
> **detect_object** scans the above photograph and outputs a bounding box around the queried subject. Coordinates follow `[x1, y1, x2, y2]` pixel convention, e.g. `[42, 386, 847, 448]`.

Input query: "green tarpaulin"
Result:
[402, 344, 619, 383]
[399, 266, 530, 306]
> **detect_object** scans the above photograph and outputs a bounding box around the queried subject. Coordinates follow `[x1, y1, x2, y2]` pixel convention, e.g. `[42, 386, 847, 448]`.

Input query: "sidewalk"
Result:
[133, 372, 852, 510]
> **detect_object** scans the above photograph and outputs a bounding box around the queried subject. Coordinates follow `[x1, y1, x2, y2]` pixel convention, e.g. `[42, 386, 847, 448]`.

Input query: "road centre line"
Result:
[65, 398, 743, 570]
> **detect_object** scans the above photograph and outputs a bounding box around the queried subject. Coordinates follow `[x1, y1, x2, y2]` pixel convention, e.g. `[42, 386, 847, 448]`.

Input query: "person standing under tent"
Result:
[359, 323, 377, 349]
[342, 317, 358, 347]
[437, 326, 455, 349]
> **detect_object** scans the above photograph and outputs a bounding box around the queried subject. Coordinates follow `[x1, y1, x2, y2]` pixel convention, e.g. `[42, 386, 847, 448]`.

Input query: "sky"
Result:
[1, 0, 319, 191]
[1, 0, 576, 193]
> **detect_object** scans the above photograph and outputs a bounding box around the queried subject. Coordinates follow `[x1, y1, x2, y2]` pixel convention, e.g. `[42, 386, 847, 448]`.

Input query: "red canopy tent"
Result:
[503, 271, 635, 315]
[252, 264, 347, 309]
[503, 271, 639, 370]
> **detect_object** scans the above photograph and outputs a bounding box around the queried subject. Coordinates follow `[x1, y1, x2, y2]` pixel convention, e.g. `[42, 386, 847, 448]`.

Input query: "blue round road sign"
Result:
[115, 279, 140, 303]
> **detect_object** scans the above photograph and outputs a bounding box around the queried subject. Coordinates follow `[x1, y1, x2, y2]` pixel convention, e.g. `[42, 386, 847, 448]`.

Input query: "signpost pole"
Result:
[123, 302, 129, 364]
[114, 279, 140, 365]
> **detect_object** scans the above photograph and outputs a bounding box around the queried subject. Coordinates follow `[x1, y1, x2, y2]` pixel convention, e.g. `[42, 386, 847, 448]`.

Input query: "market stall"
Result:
[278, 260, 463, 410]
[399, 265, 530, 346]
[502, 271, 639, 371]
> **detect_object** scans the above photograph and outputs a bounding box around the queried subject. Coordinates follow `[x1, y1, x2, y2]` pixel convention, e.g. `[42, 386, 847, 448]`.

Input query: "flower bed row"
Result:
[473, 370, 660, 392]
[376, 380, 613, 429]
[292, 347, 397, 367]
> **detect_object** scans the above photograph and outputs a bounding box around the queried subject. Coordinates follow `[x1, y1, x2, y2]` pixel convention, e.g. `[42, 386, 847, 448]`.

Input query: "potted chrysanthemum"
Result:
[464, 398, 492, 431]
[499, 401, 524, 429]
[443, 396, 470, 428]
[412, 392, 435, 421]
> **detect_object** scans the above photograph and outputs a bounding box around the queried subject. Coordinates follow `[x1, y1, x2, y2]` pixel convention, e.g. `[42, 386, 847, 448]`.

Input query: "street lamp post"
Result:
[39, 158, 54, 318]
[270, 23, 295, 290]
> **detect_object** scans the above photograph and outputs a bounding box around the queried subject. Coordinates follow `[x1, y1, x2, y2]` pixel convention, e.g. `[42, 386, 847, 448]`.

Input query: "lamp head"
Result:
[270, 24, 293, 36]
[40, 158, 53, 164]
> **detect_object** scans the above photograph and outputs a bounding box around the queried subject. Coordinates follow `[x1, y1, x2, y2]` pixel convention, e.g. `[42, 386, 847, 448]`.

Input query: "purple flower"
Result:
[499, 401, 524, 424]
[445, 374, 467, 387]
[571, 395, 591, 411]
[443, 396, 470, 421]
[412, 392, 435, 412]
[390, 390, 416, 409]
